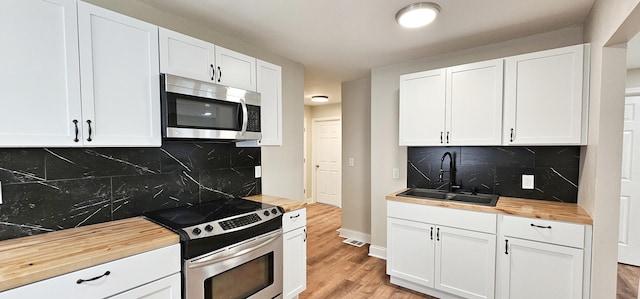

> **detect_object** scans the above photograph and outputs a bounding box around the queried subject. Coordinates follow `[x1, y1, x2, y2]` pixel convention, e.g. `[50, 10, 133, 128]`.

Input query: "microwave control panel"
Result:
[247, 105, 261, 132]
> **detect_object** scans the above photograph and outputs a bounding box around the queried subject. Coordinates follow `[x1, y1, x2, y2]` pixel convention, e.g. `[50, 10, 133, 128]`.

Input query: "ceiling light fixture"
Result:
[395, 2, 441, 28]
[311, 95, 329, 103]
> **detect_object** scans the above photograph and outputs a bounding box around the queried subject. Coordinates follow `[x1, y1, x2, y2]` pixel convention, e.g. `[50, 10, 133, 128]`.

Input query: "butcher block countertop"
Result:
[245, 194, 307, 212]
[0, 217, 178, 292]
[387, 189, 592, 225]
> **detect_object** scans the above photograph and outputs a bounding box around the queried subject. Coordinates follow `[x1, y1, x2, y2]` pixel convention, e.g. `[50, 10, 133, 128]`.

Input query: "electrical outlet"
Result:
[392, 168, 400, 179]
[254, 166, 262, 178]
[348, 158, 355, 167]
[522, 174, 534, 190]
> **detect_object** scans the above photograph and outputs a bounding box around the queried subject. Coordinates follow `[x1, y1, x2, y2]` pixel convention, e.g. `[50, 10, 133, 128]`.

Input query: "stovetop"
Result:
[144, 197, 283, 242]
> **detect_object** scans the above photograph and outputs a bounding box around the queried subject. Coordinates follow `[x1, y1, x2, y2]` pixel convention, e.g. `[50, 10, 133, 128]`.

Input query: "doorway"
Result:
[619, 89, 640, 267]
[312, 118, 342, 207]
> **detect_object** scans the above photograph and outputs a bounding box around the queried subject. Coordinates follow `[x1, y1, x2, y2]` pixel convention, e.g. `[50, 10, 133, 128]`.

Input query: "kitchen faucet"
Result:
[438, 151, 460, 192]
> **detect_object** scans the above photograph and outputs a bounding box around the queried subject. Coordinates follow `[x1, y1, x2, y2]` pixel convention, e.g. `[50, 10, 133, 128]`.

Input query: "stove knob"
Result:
[192, 227, 202, 235]
[205, 224, 214, 232]
[271, 208, 278, 215]
[263, 210, 270, 216]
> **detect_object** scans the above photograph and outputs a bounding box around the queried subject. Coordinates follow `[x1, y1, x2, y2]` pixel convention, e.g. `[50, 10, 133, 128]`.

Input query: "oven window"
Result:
[170, 94, 240, 130]
[205, 252, 274, 299]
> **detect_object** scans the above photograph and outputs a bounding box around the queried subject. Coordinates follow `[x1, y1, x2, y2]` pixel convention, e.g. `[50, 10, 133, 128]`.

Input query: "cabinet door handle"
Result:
[72, 120, 79, 142]
[304, 228, 307, 242]
[446, 131, 450, 144]
[436, 227, 440, 241]
[217, 66, 222, 82]
[77, 270, 110, 284]
[430, 227, 433, 240]
[440, 132, 443, 144]
[530, 223, 552, 229]
[210, 64, 215, 81]
[86, 120, 93, 142]
[510, 128, 514, 142]
[505, 239, 509, 254]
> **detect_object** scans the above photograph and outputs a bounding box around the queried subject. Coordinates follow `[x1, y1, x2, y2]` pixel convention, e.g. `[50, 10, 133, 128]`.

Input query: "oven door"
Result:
[184, 230, 283, 299]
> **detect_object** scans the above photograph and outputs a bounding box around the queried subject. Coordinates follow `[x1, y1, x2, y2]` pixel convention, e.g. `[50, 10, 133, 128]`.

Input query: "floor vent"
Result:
[342, 238, 366, 247]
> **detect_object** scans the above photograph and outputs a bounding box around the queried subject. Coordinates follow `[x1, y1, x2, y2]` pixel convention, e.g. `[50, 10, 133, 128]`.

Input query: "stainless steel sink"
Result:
[397, 188, 499, 206]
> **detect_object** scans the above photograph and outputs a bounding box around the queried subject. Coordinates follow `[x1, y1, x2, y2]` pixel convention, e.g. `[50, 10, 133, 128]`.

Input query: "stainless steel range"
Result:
[144, 197, 284, 299]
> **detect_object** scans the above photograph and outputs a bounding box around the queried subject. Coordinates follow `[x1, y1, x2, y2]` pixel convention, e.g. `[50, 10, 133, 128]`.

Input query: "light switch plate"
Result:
[255, 166, 262, 178]
[392, 168, 400, 179]
[348, 158, 355, 167]
[522, 174, 534, 189]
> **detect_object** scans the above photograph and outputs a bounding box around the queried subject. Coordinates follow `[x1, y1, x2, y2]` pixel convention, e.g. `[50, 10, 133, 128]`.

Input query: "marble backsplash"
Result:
[0, 141, 261, 240]
[408, 146, 580, 202]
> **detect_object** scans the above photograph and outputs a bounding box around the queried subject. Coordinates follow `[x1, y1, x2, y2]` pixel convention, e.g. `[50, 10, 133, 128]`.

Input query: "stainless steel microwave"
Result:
[160, 74, 261, 141]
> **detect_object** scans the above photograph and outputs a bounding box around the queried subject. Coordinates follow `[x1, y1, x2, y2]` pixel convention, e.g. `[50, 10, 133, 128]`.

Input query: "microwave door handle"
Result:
[240, 98, 248, 136]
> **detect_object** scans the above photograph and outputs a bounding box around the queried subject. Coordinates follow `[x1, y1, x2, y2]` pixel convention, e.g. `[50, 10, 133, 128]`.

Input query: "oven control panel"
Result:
[182, 207, 283, 240]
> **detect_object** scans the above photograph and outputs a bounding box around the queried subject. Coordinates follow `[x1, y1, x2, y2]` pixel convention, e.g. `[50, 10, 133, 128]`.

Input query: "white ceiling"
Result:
[140, 0, 596, 105]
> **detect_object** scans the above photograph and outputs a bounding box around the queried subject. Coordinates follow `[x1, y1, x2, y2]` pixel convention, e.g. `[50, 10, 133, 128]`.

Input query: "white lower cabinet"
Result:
[283, 209, 307, 299]
[497, 215, 590, 299]
[387, 201, 496, 299]
[0, 244, 181, 299]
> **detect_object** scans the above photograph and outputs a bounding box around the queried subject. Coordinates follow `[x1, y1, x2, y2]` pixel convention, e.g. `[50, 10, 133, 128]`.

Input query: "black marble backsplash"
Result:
[0, 141, 261, 240]
[408, 146, 580, 202]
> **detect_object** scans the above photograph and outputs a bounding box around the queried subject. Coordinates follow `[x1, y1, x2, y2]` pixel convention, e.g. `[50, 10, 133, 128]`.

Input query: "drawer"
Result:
[283, 208, 306, 233]
[0, 244, 180, 299]
[502, 215, 585, 248]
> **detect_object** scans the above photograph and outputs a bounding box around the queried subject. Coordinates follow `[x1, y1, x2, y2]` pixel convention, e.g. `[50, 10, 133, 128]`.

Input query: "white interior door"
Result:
[619, 93, 640, 266]
[313, 118, 341, 207]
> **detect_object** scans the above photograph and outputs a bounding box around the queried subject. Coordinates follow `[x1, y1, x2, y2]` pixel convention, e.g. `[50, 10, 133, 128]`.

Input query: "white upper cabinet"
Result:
[159, 28, 214, 83]
[159, 28, 257, 91]
[446, 59, 503, 145]
[257, 60, 283, 146]
[399, 69, 446, 146]
[399, 60, 503, 146]
[0, 0, 82, 147]
[503, 44, 587, 145]
[215, 46, 257, 91]
[78, 2, 161, 147]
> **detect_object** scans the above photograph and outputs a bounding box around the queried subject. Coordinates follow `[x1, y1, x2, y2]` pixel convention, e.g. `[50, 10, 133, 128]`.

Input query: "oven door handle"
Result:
[188, 232, 280, 267]
[240, 98, 248, 136]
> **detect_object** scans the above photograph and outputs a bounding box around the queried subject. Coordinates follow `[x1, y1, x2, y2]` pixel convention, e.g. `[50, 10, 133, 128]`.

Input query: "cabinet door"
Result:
[283, 226, 307, 299]
[447, 59, 503, 145]
[159, 28, 214, 82]
[387, 218, 435, 287]
[435, 226, 496, 299]
[108, 273, 181, 299]
[257, 60, 283, 146]
[399, 70, 446, 146]
[499, 237, 583, 299]
[215, 46, 257, 91]
[504, 44, 585, 145]
[78, 2, 161, 147]
[0, 0, 82, 147]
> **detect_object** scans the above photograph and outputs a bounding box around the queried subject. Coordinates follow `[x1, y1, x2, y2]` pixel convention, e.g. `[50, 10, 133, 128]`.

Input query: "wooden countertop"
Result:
[0, 217, 178, 292]
[387, 189, 592, 225]
[245, 194, 307, 212]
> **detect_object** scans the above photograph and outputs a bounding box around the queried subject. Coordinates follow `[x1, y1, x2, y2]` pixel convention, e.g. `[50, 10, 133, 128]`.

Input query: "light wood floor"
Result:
[299, 203, 640, 299]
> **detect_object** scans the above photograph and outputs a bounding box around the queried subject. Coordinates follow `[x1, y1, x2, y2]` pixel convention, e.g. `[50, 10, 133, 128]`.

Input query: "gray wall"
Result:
[341, 78, 371, 237]
[627, 68, 640, 88]
[582, 0, 640, 297]
[83, 0, 306, 201]
[369, 25, 585, 255]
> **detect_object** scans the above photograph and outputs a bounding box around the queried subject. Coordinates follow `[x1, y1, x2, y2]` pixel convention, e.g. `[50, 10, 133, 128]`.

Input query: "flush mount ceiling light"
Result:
[311, 95, 329, 103]
[395, 2, 441, 28]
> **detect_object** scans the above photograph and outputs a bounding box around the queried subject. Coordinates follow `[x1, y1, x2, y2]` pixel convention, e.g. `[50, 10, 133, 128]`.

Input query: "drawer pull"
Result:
[530, 223, 552, 229]
[290, 214, 300, 219]
[76, 271, 110, 284]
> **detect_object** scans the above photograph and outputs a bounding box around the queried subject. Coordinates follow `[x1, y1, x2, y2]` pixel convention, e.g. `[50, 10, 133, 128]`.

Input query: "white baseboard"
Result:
[338, 228, 371, 244]
[369, 245, 387, 260]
